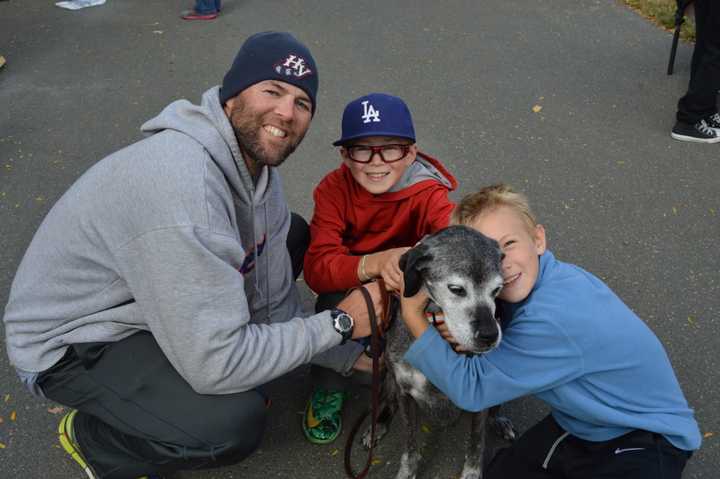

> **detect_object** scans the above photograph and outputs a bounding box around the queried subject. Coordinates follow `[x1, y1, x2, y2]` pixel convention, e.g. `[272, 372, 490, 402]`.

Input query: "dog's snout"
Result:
[472, 323, 499, 344]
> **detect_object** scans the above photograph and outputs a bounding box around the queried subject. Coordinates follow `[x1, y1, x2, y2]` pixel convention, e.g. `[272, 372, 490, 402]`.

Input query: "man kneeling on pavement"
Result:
[2, 31, 384, 479]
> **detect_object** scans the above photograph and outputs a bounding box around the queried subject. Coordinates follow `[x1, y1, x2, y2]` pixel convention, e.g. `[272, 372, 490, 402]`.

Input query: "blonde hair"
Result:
[452, 184, 538, 233]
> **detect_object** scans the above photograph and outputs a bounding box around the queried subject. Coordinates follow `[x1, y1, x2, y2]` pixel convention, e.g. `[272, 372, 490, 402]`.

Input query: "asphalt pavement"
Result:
[0, 1, 718, 478]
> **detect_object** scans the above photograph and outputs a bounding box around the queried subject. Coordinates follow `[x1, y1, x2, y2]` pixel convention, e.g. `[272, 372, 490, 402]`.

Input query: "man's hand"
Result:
[337, 281, 384, 338]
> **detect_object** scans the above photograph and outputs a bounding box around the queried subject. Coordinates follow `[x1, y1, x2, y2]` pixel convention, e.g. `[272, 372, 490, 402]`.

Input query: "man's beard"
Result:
[228, 100, 305, 170]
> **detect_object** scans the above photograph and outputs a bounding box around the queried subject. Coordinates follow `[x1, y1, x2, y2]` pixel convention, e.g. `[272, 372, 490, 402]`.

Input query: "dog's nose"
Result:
[471, 319, 499, 344]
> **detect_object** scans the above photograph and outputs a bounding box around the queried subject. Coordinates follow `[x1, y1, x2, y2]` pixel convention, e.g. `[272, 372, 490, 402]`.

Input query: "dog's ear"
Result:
[400, 243, 431, 298]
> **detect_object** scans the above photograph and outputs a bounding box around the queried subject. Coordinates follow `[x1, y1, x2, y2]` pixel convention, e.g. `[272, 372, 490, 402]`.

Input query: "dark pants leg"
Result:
[485, 414, 561, 479]
[38, 332, 267, 478]
[287, 212, 310, 281]
[677, 0, 720, 123]
[486, 414, 691, 479]
[193, 0, 220, 14]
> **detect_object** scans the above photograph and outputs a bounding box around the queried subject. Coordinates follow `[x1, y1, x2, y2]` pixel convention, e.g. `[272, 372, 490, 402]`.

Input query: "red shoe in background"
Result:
[180, 10, 218, 20]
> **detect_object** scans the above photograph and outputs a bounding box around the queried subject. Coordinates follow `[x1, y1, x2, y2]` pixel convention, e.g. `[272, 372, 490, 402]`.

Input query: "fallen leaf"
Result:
[421, 424, 431, 433]
[3, 394, 9, 403]
[532, 105, 543, 113]
[0, 416, 3, 423]
[10, 411, 16, 421]
[47, 406, 65, 415]
[0, 442, 6, 449]
[371, 458, 383, 465]
[672, 207, 678, 215]
[687, 316, 696, 326]
[704, 432, 714, 438]
[330, 448, 339, 456]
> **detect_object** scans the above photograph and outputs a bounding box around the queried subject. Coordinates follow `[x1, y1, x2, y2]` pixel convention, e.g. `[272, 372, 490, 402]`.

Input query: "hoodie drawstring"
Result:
[264, 205, 271, 323]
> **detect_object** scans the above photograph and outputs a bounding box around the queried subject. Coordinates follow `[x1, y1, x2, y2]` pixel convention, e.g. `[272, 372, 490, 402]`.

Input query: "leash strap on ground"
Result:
[344, 282, 383, 479]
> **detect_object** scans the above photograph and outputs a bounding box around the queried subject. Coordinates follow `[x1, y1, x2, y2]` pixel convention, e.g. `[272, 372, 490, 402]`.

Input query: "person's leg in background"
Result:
[39, 332, 267, 478]
[181, 0, 221, 20]
[672, 0, 720, 142]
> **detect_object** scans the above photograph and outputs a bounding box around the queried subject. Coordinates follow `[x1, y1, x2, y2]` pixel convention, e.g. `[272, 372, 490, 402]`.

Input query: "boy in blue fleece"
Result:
[399, 184, 701, 478]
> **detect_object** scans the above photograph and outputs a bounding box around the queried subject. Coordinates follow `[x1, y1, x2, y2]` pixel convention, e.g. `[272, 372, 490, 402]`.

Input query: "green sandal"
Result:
[302, 389, 346, 444]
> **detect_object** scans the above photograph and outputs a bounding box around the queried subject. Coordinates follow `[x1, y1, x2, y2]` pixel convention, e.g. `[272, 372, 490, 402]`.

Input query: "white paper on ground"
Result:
[55, 0, 106, 10]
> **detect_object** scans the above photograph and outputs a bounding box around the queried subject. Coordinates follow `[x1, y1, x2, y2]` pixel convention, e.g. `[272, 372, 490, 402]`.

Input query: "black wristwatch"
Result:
[330, 308, 354, 345]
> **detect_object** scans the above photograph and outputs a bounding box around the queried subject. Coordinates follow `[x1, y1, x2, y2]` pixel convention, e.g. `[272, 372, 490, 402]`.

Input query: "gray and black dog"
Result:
[361, 225, 516, 479]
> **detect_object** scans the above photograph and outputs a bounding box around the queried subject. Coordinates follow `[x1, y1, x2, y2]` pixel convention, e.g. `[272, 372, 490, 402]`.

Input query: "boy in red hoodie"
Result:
[302, 93, 457, 444]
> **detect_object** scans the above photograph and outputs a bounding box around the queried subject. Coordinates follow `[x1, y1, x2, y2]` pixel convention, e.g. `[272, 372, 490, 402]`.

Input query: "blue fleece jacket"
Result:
[404, 250, 701, 451]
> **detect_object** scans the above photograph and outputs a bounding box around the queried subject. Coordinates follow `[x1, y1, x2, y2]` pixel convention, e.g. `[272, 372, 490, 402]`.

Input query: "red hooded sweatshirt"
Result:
[304, 152, 457, 294]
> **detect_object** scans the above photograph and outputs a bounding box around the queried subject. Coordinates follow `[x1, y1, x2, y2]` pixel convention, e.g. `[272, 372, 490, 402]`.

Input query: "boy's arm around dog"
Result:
[403, 251, 701, 452]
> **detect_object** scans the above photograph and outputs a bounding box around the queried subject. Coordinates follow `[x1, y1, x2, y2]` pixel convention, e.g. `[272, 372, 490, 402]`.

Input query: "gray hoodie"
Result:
[3, 87, 341, 395]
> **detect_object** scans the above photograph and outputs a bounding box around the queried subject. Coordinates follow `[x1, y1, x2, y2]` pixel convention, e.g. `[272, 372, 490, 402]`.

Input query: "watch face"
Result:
[336, 313, 352, 332]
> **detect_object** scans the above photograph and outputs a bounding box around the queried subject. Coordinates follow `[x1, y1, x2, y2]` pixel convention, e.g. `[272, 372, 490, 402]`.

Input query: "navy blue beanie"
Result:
[219, 31, 319, 114]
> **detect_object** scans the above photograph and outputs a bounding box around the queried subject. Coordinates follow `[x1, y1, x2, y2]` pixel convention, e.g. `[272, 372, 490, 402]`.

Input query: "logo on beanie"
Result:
[361, 100, 381, 124]
[274, 54, 313, 78]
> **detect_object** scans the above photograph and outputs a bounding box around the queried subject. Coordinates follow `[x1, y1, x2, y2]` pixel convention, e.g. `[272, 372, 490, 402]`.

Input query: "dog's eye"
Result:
[447, 285, 466, 297]
[492, 287, 501, 297]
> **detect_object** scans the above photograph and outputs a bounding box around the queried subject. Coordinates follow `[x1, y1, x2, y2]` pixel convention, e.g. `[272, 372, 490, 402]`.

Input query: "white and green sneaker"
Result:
[58, 410, 97, 479]
[58, 409, 164, 479]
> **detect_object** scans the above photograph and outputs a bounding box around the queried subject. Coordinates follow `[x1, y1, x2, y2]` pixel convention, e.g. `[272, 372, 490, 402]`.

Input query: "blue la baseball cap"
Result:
[332, 93, 416, 146]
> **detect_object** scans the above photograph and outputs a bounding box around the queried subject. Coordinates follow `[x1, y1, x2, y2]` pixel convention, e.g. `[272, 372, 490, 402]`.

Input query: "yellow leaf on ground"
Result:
[532, 105, 543, 113]
[0, 442, 6, 449]
[330, 448, 339, 456]
[421, 424, 431, 433]
[371, 458, 383, 465]
[3, 394, 9, 403]
[10, 411, 16, 421]
[704, 432, 715, 438]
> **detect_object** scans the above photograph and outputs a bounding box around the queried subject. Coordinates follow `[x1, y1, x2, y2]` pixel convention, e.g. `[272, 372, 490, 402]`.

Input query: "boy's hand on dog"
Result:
[399, 279, 465, 350]
[364, 247, 410, 292]
[338, 281, 385, 338]
[434, 320, 466, 352]
[378, 247, 410, 292]
[398, 276, 431, 339]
